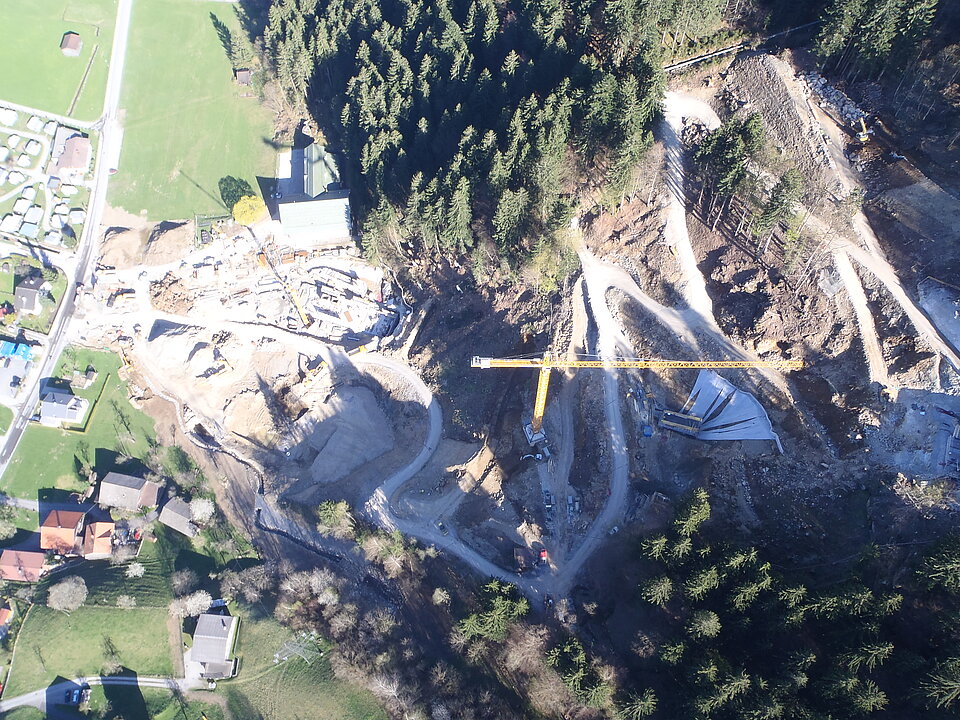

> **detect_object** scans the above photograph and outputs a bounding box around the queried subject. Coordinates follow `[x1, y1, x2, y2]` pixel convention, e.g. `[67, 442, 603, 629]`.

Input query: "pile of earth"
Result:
[99, 206, 196, 269]
[138, 321, 300, 444]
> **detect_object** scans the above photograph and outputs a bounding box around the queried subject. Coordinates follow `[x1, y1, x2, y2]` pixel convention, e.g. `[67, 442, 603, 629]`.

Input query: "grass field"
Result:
[38, 537, 173, 609]
[85, 686, 225, 720]
[0, 347, 157, 500]
[2, 708, 46, 720]
[0, 404, 13, 434]
[109, 0, 275, 221]
[221, 610, 386, 720]
[0, 0, 117, 121]
[5, 605, 173, 696]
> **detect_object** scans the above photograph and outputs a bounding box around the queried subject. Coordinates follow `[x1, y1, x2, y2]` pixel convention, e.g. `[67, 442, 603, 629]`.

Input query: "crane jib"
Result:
[471, 356, 803, 370]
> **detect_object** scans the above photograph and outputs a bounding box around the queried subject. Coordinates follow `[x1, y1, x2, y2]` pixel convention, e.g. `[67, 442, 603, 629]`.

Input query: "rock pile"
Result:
[801, 72, 867, 125]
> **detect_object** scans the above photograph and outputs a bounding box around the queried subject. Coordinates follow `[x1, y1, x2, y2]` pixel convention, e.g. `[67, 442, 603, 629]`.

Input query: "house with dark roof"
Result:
[40, 509, 86, 554]
[39, 390, 89, 427]
[14, 274, 44, 315]
[191, 613, 239, 679]
[97, 471, 161, 512]
[158, 497, 198, 537]
[0, 550, 47, 582]
[60, 32, 82, 57]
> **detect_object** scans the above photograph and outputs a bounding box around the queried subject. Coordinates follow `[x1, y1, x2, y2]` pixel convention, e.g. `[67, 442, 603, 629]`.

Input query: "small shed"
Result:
[158, 497, 198, 537]
[234, 68, 252, 86]
[60, 32, 82, 57]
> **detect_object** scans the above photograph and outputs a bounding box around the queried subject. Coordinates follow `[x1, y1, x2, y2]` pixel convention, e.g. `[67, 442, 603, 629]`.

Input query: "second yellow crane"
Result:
[472, 352, 803, 444]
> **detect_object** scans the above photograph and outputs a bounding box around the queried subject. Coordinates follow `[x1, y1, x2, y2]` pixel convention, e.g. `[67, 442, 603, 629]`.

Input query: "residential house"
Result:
[191, 613, 239, 679]
[234, 68, 252, 85]
[97, 471, 161, 512]
[0, 550, 47, 582]
[82, 520, 115, 559]
[60, 32, 82, 56]
[158, 497, 197, 537]
[39, 390, 89, 427]
[13, 274, 44, 315]
[56, 136, 92, 177]
[40, 509, 85, 554]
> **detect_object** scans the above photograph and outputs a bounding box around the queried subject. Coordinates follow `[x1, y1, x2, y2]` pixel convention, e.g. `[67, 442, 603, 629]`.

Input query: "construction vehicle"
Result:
[855, 117, 870, 144]
[472, 352, 804, 445]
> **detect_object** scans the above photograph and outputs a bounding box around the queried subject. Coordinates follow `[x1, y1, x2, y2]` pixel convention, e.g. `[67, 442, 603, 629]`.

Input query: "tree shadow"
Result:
[218, 176, 254, 212]
[100, 669, 148, 720]
[93, 449, 151, 479]
[232, 1, 271, 42]
[209, 12, 233, 63]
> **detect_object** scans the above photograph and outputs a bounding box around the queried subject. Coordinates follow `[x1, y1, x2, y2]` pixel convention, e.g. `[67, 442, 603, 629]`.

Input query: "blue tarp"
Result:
[0, 342, 33, 361]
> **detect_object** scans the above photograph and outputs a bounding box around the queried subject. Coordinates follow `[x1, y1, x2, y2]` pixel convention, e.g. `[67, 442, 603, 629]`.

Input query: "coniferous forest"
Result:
[262, 0, 667, 264]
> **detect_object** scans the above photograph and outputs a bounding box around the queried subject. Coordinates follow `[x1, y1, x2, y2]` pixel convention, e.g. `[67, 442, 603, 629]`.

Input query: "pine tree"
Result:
[618, 688, 658, 719]
[642, 575, 674, 607]
[923, 658, 960, 709]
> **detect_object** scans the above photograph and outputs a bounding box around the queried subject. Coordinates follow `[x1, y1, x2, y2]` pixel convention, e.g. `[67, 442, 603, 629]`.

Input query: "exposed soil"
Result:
[149, 273, 194, 314]
[100, 205, 197, 269]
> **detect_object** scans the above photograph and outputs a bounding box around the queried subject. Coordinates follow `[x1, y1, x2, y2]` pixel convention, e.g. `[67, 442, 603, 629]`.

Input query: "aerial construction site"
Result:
[77, 46, 960, 621]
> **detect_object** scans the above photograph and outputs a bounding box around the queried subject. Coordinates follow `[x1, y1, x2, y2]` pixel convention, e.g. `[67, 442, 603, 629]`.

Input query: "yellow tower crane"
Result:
[472, 352, 803, 444]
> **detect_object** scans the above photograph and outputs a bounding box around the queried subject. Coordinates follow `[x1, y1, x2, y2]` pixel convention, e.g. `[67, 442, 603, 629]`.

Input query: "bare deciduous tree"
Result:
[170, 569, 199, 596]
[117, 595, 137, 609]
[190, 498, 215, 524]
[110, 544, 137, 566]
[169, 590, 212, 618]
[48, 576, 88, 613]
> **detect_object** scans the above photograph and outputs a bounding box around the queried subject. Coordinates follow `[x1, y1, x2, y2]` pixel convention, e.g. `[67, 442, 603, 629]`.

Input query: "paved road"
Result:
[0, 673, 198, 714]
[0, 0, 133, 472]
